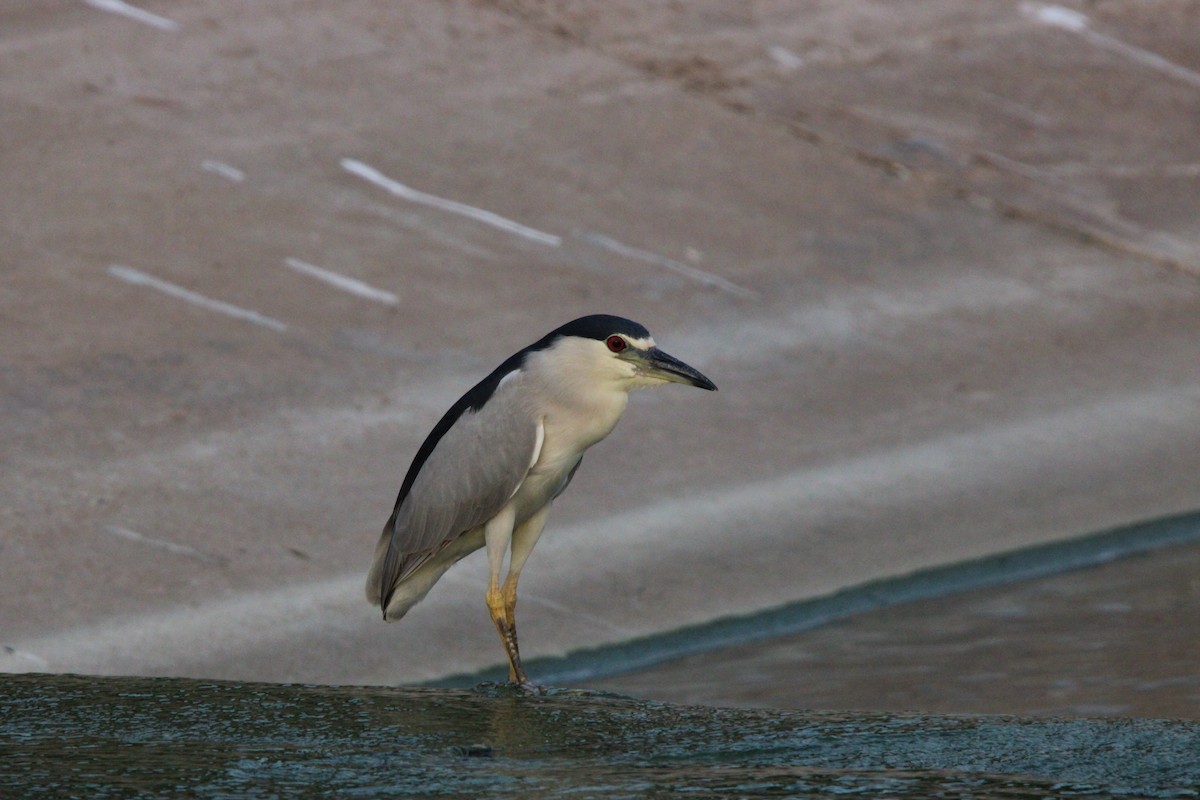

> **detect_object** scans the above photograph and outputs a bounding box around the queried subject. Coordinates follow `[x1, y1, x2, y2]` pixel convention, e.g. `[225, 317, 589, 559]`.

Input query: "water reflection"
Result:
[2, 673, 1197, 798]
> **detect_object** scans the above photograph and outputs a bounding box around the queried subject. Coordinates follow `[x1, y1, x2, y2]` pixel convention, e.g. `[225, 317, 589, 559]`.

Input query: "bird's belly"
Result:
[506, 400, 624, 523]
[508, 460, 576, 523]
[508, 429, 591, 522]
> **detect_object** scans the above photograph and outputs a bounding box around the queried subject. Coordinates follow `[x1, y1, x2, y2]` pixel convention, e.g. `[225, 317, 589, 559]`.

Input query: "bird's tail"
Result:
[365, 525, 391, 611]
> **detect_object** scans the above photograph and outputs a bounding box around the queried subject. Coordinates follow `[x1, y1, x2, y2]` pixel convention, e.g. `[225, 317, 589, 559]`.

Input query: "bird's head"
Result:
[541, 314, 717, 393]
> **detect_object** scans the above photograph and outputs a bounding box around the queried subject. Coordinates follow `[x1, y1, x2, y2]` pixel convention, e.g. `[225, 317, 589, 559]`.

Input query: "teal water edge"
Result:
[2, 673, 1197, 799]
[434, 510, 1200, 687]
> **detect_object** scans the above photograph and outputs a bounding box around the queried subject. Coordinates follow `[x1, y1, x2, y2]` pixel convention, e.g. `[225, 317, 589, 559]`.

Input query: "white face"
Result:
[528, 329, 712, 399]
[600, 333, 681, 389]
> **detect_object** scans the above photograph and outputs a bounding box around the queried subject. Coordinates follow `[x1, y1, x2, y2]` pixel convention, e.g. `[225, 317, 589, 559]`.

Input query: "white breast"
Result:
[509, 385, 628, 522]
[503, 336, 635, 521]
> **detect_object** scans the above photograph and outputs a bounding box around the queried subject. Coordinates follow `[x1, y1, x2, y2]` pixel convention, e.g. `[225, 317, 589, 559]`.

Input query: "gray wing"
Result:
[367, 375, 539, 609]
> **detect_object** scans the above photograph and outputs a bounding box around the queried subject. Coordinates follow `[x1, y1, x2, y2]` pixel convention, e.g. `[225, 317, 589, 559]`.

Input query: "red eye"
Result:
[606, 335, 627, 353]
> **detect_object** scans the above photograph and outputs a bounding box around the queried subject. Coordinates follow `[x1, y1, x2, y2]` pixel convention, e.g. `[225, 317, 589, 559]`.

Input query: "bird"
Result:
[366, 314, 716, 686]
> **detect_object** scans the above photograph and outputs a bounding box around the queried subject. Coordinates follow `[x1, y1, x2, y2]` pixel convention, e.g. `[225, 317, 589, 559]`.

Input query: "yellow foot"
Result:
[514, 681, 544, 695]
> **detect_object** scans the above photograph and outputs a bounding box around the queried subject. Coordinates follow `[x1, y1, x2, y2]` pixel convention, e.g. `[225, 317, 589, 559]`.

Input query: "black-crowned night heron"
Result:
[367, 314, 716, 686]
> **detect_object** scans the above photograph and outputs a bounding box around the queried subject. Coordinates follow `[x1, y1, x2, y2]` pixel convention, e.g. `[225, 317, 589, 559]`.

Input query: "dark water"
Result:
[2, 673, 1198, 798]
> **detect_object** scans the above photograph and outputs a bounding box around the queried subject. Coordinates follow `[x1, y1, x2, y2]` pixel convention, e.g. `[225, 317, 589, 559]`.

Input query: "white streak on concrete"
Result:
[1022, 3, 1200, 90]
[767, 45, 805, 71]
[365, 203, 499, 261]
[1023, 3, 1088, 31]
[84, 0, 180, 31]
[103, 525, 227, 565]
[283, 257, 399, 306]
[341, 158, 562, 247]
[575, 231, 758, 299]
[201, 160, 245, 183]
[107, 265, 288, 332]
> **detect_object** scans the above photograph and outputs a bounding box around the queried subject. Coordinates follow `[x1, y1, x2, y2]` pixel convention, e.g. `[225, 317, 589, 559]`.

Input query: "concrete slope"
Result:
[1, 1, 1198, 683]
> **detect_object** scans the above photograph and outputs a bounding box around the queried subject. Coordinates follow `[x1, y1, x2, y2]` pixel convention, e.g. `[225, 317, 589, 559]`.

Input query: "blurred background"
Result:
[2, 0, 1199, 719]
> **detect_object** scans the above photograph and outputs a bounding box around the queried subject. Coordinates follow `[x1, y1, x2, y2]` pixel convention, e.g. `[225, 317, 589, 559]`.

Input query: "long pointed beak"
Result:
[637, 346, 717, 391]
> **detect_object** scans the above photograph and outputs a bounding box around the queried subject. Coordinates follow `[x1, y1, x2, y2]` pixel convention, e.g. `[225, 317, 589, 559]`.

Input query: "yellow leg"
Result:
[502, 576, 525, 683]
[486, 578, 529, 685]
[483, 506, 548, 688]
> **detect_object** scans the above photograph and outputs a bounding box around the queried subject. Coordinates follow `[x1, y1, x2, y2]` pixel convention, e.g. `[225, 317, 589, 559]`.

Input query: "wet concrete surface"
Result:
[3, 0, 1200, 695]
[589, 537, 1200, 721]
